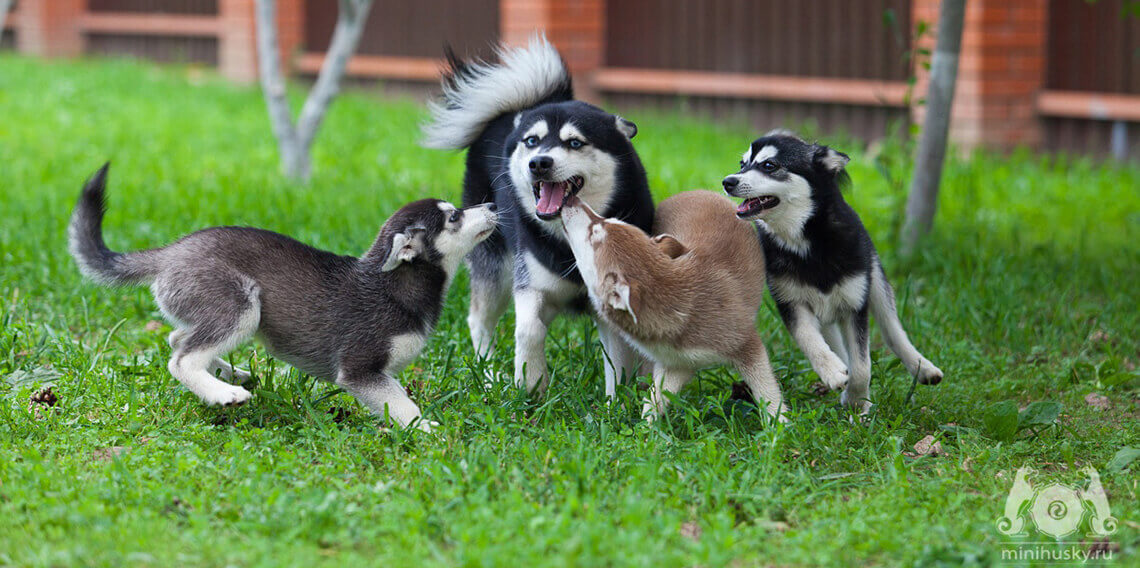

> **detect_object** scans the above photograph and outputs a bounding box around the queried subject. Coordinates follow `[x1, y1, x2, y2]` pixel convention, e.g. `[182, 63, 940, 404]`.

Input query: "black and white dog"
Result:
[422, 37, 654, 397]
[69, 164, 498, 430]
[722, 130, 942, 412]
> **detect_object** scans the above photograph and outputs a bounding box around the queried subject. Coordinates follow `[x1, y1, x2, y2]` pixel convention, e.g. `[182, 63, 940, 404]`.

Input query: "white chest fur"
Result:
[385, 332, 426, 375]
[770, 273, 868, 324]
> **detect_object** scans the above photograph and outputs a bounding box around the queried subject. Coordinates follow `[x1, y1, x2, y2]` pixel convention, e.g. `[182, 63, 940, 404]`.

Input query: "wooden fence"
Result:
[3, 0, 1139, 159]
[1040, 0, 1140, 158]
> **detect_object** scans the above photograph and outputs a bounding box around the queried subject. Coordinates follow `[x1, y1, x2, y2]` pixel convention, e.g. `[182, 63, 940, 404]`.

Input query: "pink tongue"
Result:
[536, 182, 566, 215]
[736, 199, 753, 214]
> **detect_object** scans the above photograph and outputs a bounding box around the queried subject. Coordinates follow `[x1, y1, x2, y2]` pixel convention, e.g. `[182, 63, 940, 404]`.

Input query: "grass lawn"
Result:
[1, 55, 1138, 567]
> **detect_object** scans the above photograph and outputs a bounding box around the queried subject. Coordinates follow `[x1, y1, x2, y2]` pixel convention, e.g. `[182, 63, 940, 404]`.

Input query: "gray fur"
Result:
[68, 164, 497, 431]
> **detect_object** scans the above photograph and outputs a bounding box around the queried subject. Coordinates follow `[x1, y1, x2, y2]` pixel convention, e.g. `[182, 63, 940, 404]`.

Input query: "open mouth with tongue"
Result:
[532, 175, 584, 220]
[735, 195, 780, 219]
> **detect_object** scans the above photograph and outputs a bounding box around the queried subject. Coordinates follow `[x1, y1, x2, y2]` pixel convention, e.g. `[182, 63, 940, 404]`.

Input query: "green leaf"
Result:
[1106, 447, 1140, 473]
[983, 401, 1019, 442]
[1017, 401, 1061, 429]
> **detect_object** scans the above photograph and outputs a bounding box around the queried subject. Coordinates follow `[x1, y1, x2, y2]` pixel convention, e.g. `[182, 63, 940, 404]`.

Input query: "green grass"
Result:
[2, 55, 1139, 567]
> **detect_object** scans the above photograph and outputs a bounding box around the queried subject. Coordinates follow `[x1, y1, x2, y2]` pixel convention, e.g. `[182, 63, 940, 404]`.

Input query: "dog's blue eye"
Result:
[567, 139, 584, 149]
[760, 160, 778, 173]
[524, 136, 539, 147]
[449, 210, 461, 223]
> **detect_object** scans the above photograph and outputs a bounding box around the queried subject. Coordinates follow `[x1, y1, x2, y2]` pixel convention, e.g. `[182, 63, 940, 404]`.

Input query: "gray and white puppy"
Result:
[68, 163, 497, 431]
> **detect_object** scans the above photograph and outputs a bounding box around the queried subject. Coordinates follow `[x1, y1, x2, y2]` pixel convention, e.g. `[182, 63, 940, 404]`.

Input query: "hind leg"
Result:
[467, 257, 511, 358]
[169, 327, 252, 384]
[869, 264, 943, 385]
[838, 310, 873, 414]
[158, 273, 259, 406]
[822, 323, 849, 367]
[738, 338, 789, 422]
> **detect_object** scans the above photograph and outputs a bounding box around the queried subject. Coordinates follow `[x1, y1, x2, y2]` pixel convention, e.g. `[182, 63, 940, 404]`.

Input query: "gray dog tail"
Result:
[68, 163, 158, 286]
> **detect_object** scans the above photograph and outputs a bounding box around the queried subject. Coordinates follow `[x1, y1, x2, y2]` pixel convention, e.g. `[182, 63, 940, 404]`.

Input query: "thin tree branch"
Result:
[901, 0, 966, 257]
[296, 0, 373, 153]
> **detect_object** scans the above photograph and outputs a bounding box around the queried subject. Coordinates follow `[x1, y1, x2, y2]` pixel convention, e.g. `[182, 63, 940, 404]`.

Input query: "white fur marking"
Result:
[559, 122, 585, 142]
[750, 145, 778, 164]
[523, 120, 549, 141]
[771, 273, 868, 325]
[385, 332, 426, 375]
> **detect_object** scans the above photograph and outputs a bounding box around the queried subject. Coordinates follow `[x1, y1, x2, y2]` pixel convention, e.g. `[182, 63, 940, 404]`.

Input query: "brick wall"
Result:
[912, 0, 1047, 150]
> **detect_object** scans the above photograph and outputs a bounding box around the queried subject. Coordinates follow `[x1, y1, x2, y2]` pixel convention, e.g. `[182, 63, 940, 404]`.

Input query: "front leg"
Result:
[783, 304, 849, 391]
[595, 317, 645, 400]
[336, 371, 434, 432]
[642, 363, 694, 420]
[513, 288, 552, 395]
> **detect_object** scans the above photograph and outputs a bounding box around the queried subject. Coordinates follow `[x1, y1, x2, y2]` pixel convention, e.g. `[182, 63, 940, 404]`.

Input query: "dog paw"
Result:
[840, 389, 873, 416]
[202, 385, 252, 407]
[415, 419, 440, 433]
[818, 359, 849, 391]
[916, 360, 943, 385]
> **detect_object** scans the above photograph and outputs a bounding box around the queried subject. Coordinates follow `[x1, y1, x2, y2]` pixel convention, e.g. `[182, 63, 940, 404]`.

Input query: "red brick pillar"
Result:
[912, 0, 1047, 151]
[500, 0, 604, 102]
[218, 0, 303, 84]
[218, 0, 256, 83]
[17, 0, 84, 57]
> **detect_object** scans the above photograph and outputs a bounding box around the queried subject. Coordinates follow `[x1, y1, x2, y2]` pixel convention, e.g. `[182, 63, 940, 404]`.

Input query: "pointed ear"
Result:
[380, 228, 424, 272]
[814, 145, 850, 173]
[604, 273, 640, 325]
[614, 115, 637, 139]
[652, 234, 688, 259]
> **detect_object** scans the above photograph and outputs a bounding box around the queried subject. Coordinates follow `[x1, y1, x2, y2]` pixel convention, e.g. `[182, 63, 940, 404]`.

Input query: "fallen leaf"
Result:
[961, 456, 974, 472]
[144, 320, 164, 332]
[679, 521, 701, 542]
[1088, 329, 1111, 345]
[755, 520, 790, 532]
[1085, 393, 1110, 410]
[913, 435, 944, 457]
[93, 446, 130, 462]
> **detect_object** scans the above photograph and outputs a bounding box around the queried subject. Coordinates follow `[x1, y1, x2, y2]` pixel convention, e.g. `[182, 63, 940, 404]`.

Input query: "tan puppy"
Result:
[561, 191, 786, 421]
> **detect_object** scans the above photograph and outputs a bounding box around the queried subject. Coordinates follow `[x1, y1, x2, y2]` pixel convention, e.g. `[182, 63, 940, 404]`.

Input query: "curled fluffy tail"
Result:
[68, 163, 157, 286]
[421, 35, 573, 150]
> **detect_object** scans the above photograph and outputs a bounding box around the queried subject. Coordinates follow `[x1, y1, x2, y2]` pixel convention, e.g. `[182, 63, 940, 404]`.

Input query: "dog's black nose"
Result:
[722, 176, 740, 194]
[485, 203, 497, 212]
[529, 155, 554, 175]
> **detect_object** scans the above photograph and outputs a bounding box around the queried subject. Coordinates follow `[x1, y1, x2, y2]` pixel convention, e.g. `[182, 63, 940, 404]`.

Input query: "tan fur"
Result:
[561, 191, 787, 421]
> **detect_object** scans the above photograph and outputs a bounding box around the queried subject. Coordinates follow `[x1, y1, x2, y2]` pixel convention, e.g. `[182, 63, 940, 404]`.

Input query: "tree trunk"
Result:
[901, 0, 967, 257]
[0, 0, 13, 36]
[254, 0, 374, 181]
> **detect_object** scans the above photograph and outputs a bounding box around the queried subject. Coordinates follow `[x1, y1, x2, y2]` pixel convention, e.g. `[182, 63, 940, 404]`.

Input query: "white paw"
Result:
[916, 360, 943, 385]
[818, 356, 850, 390]
[415, 419, 440, 433]
[200, 385, 252, 407]
[840, 389, 873, 415]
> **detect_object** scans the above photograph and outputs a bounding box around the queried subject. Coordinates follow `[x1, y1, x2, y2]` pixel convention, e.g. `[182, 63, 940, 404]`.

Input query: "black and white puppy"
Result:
[422, 37, 654, 397]
[722, 131, 943, 412]
[69, 164, 497, 431]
